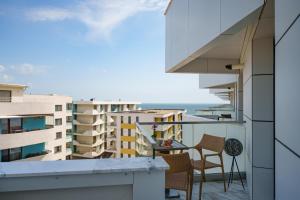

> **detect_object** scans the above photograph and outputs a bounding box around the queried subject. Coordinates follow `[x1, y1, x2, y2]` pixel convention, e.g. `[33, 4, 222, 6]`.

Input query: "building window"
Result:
[0, 119, 9, 134]
[66, 103, 72, 111]
[66, 129, 72, 134]
[66, 116, 72, 123]
[56, 132, 62, 139]
[55, 105, 63, 112]
[55, 118, 62, 126]
[54, 146, 62, 154]
[128, 116, 131, 123]
[0, 90, 11, 102]
[136, 117, 139, 123]
[121, 116, 124, 123]
[1, 148, 22, 162]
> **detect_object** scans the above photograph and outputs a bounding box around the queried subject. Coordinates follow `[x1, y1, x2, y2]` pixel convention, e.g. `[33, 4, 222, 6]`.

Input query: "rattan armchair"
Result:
[162, 152, 194, 200]
[191, 134, 226, 200]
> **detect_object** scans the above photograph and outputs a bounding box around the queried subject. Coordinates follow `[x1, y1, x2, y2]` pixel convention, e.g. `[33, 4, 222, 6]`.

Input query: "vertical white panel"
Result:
[169, 0, 189, 69]
[243, 77, 252, 119]
[252, 38, 274, 75]
[188, 0, 220, 55]
[252, 75, 274, 121]
[252, 122, 274, 168]
[275, 18, 300, 155]
[221, 0, 264, 33]
[252, 167, 274, 200]
[275, 141, 300, 200]
[275, 0, 300, 42]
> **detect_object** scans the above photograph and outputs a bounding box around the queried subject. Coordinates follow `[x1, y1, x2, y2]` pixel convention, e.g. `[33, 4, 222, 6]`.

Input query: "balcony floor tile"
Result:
[167, 180, 248, 200]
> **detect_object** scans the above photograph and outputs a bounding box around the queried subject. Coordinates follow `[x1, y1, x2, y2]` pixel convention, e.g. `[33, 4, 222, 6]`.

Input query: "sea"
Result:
[139, 103, 221, 115]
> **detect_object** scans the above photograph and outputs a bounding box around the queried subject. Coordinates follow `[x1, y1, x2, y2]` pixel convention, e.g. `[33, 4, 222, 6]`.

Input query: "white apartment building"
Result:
[0, 83, 73, 162]
[72, 100, 139, 159]
[107, 109, 184, 158]
[165, 0, 300, 199]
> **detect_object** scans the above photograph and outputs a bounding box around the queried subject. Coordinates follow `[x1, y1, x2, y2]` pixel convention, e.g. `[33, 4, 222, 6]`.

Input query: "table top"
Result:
[153, 140, 190, 151]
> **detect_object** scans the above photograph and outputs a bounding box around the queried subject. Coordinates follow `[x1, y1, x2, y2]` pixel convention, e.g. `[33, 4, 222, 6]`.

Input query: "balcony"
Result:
[0, 102, 53, 116]
[15, 150, 52, 162]
[74, 109, 103, 115]
[107, 132, 117, 140]
[73, 119, 104, 126]
[73, 149, 104, 158]
[74, 130, 103, 137]
[0, 127, 54, 150]
[73, 138, 104, 148]
[66, 147, 72, 156]
[136, 118, 248, 199]
[66, 134, 73, 143]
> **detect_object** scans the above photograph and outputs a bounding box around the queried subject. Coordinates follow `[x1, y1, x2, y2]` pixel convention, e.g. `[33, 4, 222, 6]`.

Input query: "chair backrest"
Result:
[162, 152, 192, 174]
[195, 133, 225, 153]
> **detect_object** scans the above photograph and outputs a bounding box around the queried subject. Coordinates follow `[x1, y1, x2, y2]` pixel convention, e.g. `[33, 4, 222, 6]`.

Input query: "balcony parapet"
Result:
[0, 157, 168, 200]
[0, 128, 54, 149]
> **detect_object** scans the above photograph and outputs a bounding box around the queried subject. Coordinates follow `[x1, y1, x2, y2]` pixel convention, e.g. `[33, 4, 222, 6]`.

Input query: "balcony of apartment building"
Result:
[106, 141, 117, 152]
[107, 130, 117, 140]
[0, 116, 54, 151]
[107, 116, 117, 127]
[73, 135, 104, 148]
[73, 115, 104, 126]
[74, 125, 104, 137]
[74, 104, 104, 115]
[1, 142, 51, 162]
[72, 145, 104, 159]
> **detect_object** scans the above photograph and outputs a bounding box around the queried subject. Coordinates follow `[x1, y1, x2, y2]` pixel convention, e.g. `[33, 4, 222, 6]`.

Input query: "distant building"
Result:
[72, 100, 140, 159]
[107, 109, 184, 158]
[0, 83, 73, 162]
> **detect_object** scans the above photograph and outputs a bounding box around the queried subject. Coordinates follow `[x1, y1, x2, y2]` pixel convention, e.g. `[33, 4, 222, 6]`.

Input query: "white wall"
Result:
[275, 0, 300, 199]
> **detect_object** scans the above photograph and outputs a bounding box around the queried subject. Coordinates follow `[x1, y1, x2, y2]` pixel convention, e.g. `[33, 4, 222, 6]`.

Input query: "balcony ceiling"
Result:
[166, 0, 265, 74]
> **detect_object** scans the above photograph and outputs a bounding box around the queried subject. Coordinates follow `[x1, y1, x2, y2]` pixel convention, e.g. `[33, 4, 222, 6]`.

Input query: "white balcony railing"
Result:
[136, 117, 246, 175]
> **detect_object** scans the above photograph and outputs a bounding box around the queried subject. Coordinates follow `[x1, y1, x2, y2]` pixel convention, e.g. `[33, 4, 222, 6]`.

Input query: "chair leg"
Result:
[189, 175, 193, 200]
[221, 165, 226, 192]
[199, 172, 203, 200]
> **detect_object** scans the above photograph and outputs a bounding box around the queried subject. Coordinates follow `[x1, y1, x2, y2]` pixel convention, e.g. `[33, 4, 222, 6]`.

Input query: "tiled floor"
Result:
[167, 180, 249, 200]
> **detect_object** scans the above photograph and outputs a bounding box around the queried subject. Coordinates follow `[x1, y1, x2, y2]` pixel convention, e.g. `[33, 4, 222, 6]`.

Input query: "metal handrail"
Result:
[138, 121, 245, 125]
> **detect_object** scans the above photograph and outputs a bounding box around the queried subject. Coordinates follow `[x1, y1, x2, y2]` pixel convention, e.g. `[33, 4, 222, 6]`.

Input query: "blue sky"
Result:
[0, 0, 225, 103]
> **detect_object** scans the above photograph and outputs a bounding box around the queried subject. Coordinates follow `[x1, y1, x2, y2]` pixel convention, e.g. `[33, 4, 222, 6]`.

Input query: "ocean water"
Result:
[140, 103, 221, 115]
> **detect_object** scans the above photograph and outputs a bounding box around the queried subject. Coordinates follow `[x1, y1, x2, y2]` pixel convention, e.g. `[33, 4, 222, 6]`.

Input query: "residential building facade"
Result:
[107, 109, 184, 158]
[72, 100, 139, 159]
[164, 0, 300, 199]
[0, 83, 73, 162]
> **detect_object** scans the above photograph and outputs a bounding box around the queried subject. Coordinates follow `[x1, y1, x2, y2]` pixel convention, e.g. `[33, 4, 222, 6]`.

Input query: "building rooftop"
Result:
[109, 109, 185, 115]
[0, 83, 27, 89]
[73, 100, 141, 105]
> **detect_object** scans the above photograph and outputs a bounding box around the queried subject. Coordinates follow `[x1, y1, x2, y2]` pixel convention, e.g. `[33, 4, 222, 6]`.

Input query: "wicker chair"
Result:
[162, 152, 194, 200]
[191, 134, 226, 200]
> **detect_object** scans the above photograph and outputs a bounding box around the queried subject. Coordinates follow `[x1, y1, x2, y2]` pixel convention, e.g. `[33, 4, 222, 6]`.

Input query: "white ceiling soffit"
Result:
[167, 0, 264, 74]
[198, 74, 238, 89]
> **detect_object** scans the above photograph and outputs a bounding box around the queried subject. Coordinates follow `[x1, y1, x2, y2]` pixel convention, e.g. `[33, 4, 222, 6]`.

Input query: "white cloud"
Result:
[11, 63, 46, 75]
[0, 64, 5, 72]
[27, 7, 73, 21]
[26, 0, 168, 40]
